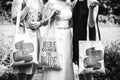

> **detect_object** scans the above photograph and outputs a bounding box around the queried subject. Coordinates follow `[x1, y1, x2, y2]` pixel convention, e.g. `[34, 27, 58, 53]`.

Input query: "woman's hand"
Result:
[66, 0, 78, 8]
[89, 1, 99, 10]
[29, 21, 42, 30]
[49, 9, 60, 20]
[88, 1, 99, 28]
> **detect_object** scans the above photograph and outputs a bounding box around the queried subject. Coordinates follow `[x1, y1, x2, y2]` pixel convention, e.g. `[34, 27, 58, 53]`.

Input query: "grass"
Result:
[0, 22, 120, 80]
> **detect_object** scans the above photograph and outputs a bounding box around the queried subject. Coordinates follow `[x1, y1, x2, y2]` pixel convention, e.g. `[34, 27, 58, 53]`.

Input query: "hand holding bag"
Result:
[39, 19, 62, 70]
[12, 12, 38, 66]
[79, 17, 105, 74]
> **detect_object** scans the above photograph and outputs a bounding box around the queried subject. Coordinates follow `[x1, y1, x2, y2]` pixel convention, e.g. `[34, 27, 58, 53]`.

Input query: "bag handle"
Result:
[15, 11, 21, 34]
[23, 20, 29, 34]
[45, 9, 57, 37]
[86, 20, 99, 41]
[46, 18, 56, 38]
[86, 6, 99, 41]
[15, 0, 24, 34]
[15, 11, 28, 35]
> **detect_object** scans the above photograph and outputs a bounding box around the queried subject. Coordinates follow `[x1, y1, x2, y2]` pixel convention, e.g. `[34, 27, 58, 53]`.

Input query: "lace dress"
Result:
[13, 0, 43, 74]
[41, 1, 74, 80]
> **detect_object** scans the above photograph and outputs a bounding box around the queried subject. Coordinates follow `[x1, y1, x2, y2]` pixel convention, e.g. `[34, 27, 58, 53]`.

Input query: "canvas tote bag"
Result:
[79, 19, 105, 74]
[12, 12, 38, 66]
[39, 19, 62, 70]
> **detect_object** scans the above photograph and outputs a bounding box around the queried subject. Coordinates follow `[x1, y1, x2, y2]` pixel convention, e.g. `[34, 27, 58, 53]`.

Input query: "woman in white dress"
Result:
[41, 0, 77, 80]
[11, 0, 43, 80]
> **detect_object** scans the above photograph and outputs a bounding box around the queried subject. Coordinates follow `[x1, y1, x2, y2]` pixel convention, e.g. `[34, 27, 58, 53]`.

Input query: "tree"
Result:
[98, 0, 120, 15]
[0, 0, 13, 23]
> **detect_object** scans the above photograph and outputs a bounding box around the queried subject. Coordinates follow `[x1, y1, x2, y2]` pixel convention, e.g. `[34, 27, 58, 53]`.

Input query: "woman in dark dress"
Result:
[72, 0, 100, 80]
[73, 0, 100, 67]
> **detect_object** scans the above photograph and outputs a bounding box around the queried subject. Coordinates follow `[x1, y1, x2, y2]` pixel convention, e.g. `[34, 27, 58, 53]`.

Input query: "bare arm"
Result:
[66, 0, 78, 8]
[29, 9, 60, 30]
[11, 0, 29, 23]
[42, 9, 60, 25]
[88, 1, 99, 28]
[72, 0, 78, 7]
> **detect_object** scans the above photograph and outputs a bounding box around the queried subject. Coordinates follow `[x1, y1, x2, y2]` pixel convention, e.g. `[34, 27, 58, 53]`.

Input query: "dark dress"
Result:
[73, 0, 101, 65]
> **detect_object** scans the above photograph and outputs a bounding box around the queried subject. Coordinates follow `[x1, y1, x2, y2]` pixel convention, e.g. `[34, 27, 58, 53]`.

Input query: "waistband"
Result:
[57, 27, 70, 29]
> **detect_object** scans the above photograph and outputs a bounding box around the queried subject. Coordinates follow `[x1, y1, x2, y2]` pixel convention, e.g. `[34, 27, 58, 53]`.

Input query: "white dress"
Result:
[12, 0, 43, 74]
[41, 1, 74, 80]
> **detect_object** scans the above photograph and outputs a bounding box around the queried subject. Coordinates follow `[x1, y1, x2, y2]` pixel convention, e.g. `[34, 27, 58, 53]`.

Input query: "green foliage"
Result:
[0, 33, 16, 80]
[94, 40, 120, 80]
[0, 0, 12, 23]
[98, 0, 120, 15]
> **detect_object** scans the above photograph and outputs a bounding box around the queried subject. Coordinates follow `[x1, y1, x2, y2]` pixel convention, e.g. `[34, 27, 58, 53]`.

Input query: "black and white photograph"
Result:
[0, 0, 120, 80]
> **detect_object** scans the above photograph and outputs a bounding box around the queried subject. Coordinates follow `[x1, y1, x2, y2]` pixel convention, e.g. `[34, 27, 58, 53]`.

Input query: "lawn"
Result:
[0, 22, 120, 80]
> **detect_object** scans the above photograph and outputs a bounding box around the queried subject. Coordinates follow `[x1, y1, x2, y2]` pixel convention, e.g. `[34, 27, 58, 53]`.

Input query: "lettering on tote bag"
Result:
[39, 18, 62, 70]
[12, 12, 38, 66]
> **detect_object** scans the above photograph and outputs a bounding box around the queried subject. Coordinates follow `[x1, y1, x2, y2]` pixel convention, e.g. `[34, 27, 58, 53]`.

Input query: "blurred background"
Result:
[0, 0, 120, 80]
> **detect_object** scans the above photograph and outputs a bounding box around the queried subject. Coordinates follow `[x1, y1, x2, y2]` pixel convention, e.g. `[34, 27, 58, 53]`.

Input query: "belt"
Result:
[57, 27, 70, 29]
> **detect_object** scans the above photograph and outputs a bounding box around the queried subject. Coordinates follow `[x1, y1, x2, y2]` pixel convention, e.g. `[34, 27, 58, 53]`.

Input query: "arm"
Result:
[88, 0, 99, 28]
[41, 2, 60, 26]
[41, 9, 60, 25]
[66, 0, 78, 8]
[30, 1, 60, 30]
[30, 9, 60, 30]
[72, 0, 78, 7]
[29, 2, 50, 29]
[11, 0, 29, 23]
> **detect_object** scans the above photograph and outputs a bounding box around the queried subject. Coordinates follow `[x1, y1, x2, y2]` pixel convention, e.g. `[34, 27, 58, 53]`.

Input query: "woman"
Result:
[11, 0, 43, 80]
[72, 0, 100, 80]
[41, 0, 77, 80]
